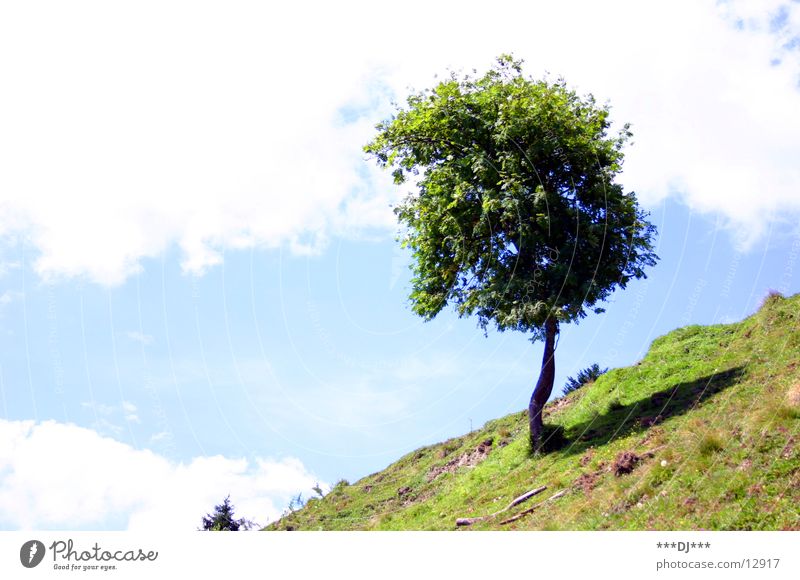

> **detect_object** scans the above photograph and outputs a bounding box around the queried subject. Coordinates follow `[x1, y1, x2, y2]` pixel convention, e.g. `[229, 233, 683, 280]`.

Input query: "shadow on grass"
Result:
[535, 366, 747, 456]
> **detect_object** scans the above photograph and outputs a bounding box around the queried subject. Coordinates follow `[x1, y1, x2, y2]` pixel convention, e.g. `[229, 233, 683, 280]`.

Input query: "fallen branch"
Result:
[499, 489, 569, 525]
[455, 486, 547, 527]
[508, 486, 548, 508]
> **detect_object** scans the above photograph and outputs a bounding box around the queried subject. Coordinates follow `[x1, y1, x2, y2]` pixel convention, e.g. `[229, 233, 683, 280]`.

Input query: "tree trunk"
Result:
[528, 317, 558, 451]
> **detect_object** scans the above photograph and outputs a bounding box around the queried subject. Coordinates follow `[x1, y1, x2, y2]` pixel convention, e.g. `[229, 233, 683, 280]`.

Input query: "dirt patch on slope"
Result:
[575, 471, 599, 494]
[612, 451, 641, 476]
[543, 395, 579, 417]
[428, 439, 493, 481]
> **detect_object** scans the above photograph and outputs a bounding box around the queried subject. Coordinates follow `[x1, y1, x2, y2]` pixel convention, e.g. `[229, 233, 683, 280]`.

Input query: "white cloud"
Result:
[122, 401, 140, 424]
[126, 331, 154, 346]
[610, 0, 800, 247]
[0, 419, 323, 530]
[149, 431, 173, 445]
[0, 0, 798, 285]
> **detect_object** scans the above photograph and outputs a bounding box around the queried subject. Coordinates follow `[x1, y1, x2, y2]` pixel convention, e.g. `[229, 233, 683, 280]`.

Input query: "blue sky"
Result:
[0, 0, 799, 530]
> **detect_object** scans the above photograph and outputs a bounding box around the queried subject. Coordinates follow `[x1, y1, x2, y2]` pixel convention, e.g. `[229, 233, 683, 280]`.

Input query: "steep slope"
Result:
[267, 292, 800, 530]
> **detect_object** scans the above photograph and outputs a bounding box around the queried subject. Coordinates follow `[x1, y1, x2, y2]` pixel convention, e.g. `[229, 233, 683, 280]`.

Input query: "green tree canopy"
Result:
[365, 55, 658, 448]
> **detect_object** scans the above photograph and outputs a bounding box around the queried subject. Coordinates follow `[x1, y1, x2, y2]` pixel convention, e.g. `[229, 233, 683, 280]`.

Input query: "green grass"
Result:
[265, 292, 800, 531]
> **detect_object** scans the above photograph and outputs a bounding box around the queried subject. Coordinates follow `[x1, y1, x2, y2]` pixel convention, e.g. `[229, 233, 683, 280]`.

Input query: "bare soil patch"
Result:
[612, 450, 641, 476]
[428, 439, 493, 481]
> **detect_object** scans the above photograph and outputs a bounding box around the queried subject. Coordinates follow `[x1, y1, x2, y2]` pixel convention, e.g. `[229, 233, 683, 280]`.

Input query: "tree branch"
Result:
[499, 489, 569, 525]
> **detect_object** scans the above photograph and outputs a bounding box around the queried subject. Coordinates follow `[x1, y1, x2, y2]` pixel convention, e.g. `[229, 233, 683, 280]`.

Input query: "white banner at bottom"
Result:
[1, 531, 798, 579]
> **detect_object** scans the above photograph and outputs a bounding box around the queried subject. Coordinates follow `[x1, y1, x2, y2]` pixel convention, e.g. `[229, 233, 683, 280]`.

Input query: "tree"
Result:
[563, 363, 608, 395]
[200, 495, 257, 531]
[365, 55, 658, 450]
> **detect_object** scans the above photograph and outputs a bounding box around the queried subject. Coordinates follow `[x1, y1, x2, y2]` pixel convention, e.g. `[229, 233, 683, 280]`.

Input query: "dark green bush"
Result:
[563, 363, 608, 395]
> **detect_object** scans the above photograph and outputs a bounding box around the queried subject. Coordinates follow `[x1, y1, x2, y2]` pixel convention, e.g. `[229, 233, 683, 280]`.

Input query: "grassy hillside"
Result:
[267, 292, 800, 530]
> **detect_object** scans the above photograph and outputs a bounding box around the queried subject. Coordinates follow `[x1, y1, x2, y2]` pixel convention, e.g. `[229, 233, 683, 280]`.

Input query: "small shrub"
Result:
[563, 363, 608, 395]
[763, 289, 785, 305]
[200, 495, 258, 531]
[327, 479, 350, 497]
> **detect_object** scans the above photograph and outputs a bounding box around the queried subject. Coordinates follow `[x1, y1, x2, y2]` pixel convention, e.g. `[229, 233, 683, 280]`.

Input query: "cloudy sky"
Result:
[0, 0, 798, 530]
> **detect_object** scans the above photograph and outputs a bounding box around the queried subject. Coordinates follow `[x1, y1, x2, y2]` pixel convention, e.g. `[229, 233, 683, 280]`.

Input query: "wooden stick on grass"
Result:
[499, 489, 569, 525]
[455, 486, 548, 527]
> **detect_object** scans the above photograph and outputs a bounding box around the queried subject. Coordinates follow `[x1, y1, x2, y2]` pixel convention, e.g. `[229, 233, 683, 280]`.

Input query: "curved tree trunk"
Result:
[528, 317, 558, 451]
